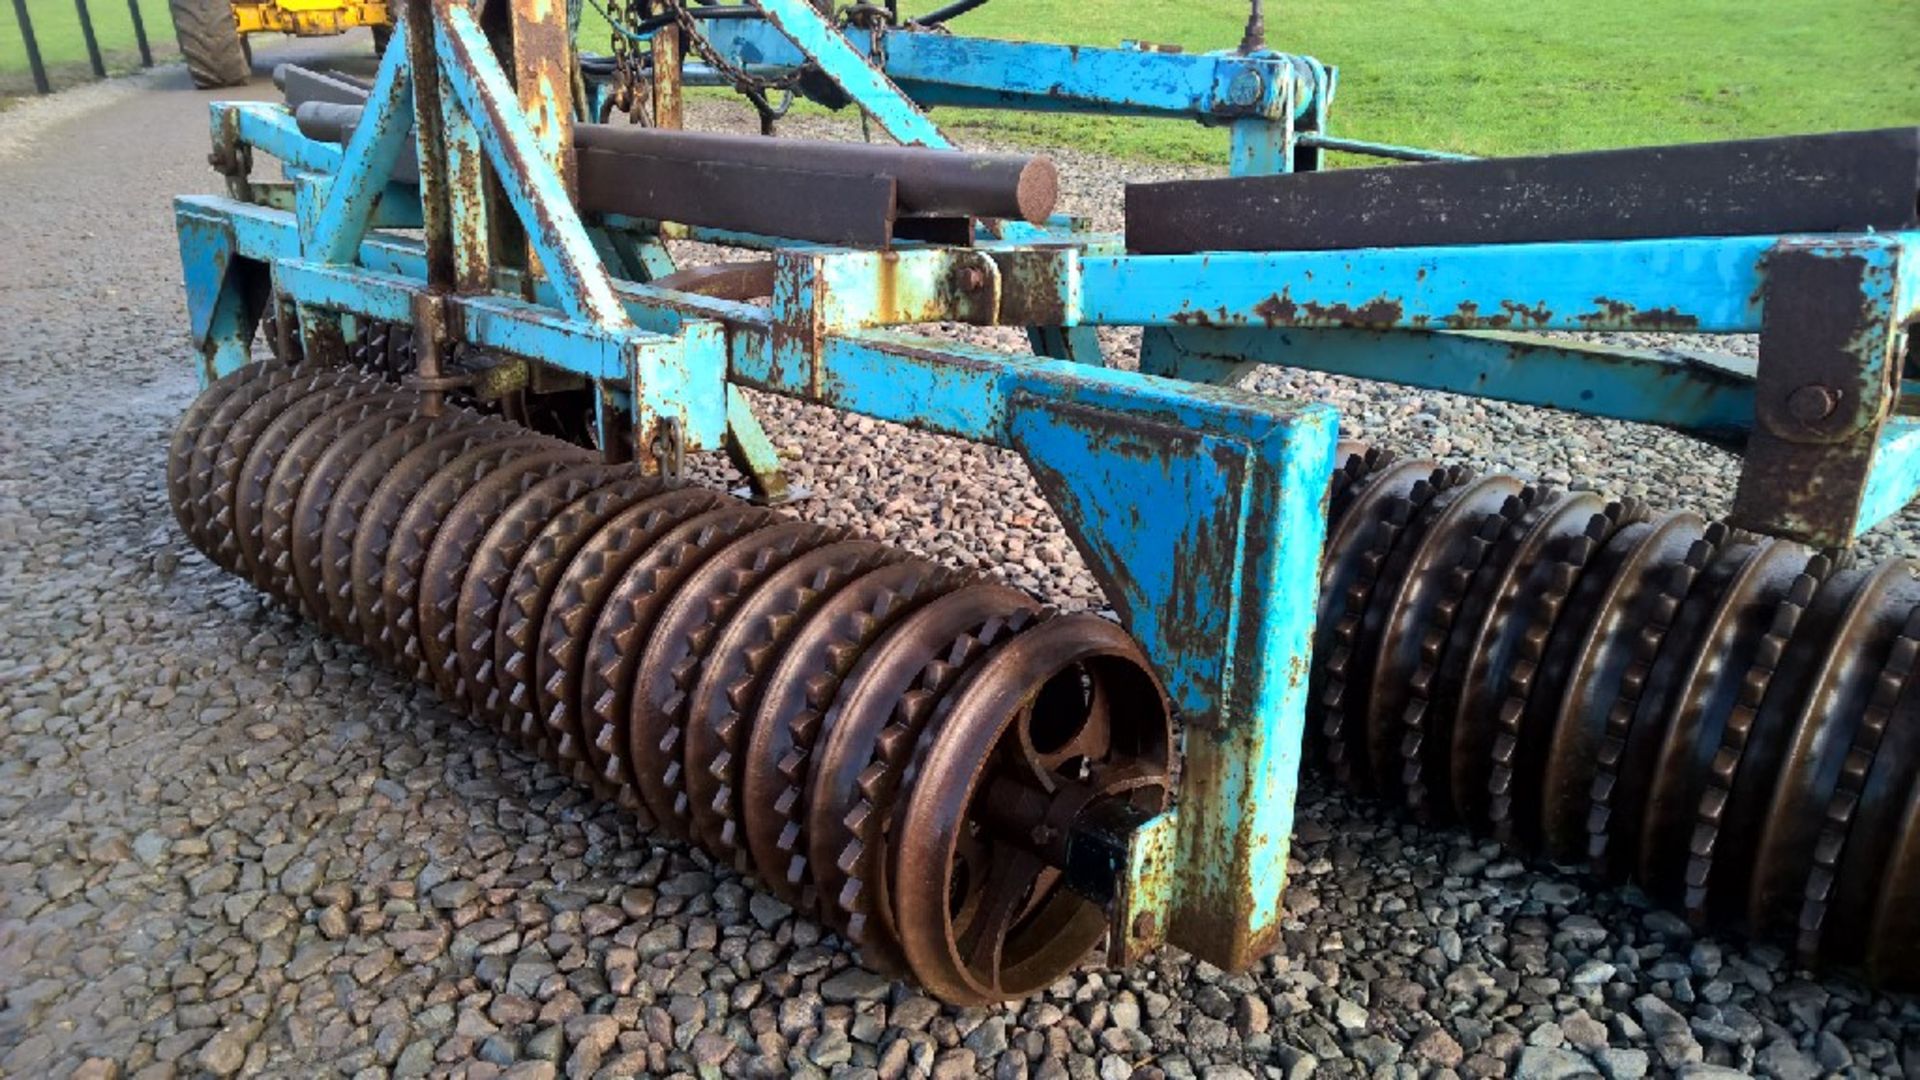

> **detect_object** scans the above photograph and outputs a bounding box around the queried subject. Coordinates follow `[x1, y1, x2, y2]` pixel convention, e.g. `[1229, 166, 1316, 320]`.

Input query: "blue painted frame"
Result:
[173, 6, 1920, 981]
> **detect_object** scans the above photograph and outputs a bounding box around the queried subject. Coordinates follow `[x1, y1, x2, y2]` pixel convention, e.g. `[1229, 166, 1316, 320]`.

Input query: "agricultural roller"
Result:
[167, 0, 1920, 1003]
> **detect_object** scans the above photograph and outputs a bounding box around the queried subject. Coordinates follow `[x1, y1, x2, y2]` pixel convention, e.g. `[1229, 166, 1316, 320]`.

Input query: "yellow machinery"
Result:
[169, 0, 389, 87]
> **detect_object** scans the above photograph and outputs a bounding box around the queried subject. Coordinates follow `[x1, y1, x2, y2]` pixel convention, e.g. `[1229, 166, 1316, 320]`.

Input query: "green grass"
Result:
[584, 0, 1920, 164]
[0, 0, 178, 96]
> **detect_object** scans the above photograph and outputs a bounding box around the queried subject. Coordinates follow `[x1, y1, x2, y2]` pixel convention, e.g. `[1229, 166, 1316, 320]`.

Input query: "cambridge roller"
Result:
[169, 361, 1920, 999]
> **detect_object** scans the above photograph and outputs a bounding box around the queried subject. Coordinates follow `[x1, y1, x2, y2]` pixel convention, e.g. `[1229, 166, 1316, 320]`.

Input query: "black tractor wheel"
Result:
[168, 0, 251, 88]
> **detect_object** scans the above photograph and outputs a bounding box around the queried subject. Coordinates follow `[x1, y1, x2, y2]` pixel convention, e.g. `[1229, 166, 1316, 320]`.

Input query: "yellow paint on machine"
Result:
[230, 0, 391, 37]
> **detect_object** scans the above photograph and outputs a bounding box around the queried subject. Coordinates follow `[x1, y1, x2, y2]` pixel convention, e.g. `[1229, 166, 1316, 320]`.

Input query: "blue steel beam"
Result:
[219, 104, 426, 225]
[1080, 235, 1920, 334]
[186, 177, 1903, 442]
[229, 225, 729, 450]
[308, 26, 416, 265]
[734, 327, 1337, 970]
[1862, 418, 1920, 538]
[747, 0, 947, 147]
[190, 190, 1889, 462]
[1142, 326, 1758, 441]
[697, 20, 1317, 121]
[175, 207, 264, 381]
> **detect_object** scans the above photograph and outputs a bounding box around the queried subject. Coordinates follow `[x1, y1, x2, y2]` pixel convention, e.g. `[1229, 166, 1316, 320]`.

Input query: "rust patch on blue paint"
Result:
[1581, 296, 1703, 330]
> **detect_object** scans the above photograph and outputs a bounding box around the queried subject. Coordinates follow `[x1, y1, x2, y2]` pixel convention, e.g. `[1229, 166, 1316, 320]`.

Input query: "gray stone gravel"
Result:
[4, 34, 1920, 1080]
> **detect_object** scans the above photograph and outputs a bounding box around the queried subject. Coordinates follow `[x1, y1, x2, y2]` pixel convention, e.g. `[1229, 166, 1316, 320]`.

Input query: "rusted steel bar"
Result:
[293, 102, 1054, 242]
[1126, 127, 1920, 254]
[286, 68, 1055, 226]
[646, 259, 775, 300]
[573, 124, 1057, 223]
[295, 101, 1057, 224]
[650, 22, 683, 130]
[577, 146, 905, 246]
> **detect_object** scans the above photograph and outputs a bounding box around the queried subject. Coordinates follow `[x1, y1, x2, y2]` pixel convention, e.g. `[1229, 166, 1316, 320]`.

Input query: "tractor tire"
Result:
[168, 0, 250, 89]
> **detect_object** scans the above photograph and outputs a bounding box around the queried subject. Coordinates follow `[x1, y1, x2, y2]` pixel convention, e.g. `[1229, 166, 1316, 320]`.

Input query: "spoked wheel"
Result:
[888, 614, 1173, 1004]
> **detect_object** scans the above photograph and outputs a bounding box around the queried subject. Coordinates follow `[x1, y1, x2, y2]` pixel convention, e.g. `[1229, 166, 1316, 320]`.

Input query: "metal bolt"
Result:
[958, 266, 988, 292]
[1787, 384, 1840, 424]
[1131, 912, 1157, 941]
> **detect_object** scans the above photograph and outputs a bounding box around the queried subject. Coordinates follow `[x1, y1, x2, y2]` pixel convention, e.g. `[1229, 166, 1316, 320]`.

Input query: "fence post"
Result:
[73, 0, 107, 78]
[127, 0, 152, 65]
[9, 0, 52, 93]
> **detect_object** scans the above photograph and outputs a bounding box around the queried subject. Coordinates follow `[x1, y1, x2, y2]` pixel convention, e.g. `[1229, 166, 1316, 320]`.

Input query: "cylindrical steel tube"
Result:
[574, 124, 1057, 224]
[292, 101, 1058, 225]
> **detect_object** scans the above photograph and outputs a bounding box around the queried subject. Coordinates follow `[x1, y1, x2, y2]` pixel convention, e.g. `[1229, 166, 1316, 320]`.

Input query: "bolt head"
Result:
[1227, 68, 1266, 107]
[1787, 384, 1840, 424]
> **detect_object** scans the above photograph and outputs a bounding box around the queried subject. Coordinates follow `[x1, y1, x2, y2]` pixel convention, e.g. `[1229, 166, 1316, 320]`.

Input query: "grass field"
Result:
[583, 0, 1920, 164]
[4, 0, 1916, 162]
[0, 0, 177, 96]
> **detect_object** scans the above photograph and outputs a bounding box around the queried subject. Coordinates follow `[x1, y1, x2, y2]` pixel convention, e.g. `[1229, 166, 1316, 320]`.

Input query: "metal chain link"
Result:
[664, 0, 802, 131]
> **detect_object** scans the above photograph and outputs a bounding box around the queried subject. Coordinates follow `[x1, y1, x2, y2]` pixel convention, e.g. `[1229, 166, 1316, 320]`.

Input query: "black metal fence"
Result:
[3, 0, 173, 96]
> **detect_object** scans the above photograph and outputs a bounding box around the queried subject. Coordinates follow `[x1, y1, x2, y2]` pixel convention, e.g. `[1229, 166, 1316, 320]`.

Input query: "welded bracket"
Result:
[1731, 238, 1918, 546]
[1006, 387, 1337, 971]
[770, 247, 1001, 390]
[175, 207, 269, 382]
[724, 387, 800, 505]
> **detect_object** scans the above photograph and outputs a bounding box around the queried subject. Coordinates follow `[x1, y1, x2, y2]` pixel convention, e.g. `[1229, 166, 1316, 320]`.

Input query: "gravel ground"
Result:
[4, 37, 1920, 1080]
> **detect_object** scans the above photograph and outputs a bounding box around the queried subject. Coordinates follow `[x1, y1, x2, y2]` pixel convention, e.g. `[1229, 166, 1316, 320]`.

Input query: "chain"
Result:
[599, 0, 652, 122]
[663, 0, 801, 131]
